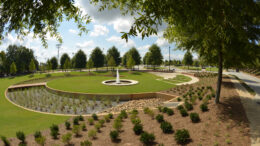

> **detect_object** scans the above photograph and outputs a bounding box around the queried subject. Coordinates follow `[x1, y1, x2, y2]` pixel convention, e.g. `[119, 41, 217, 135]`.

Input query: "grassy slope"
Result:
[47, 72, 175, 93]
[163, 75, 192, 84]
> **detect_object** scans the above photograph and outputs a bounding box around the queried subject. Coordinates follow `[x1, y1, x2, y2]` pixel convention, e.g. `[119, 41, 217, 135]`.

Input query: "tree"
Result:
[60, 53, 70, 70]
[148, 44, 163, 69]
[10, 62, 17, 75]
[143, 52, 151, 66]
[182, 51, 193, 69]
[47, 60, 52, 72]
[122, 52, 129, 66]
[74, 50, 87, 70]
[0, 1, 89, 47]
[107, 56, 116, 70]
[95, 0, 260, 103]
[64, 58, 71, 72]
[128, 47, 141, 66]
[127, 56, 135, 70]
[87, 59, 94, 72]
[90, 47, 105, 70]
[0, 51, 6, 76]
[50, 57, 58, 70]
[29, 59, 36, 73]
[107, 46, 121, 66]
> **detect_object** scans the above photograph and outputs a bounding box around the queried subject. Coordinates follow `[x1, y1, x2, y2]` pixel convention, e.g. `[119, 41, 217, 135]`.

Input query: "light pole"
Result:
[56, 43, 62, 65]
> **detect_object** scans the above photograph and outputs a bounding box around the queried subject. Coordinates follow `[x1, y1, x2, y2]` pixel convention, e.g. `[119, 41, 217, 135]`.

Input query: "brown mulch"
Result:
[3, 75, 250, 146]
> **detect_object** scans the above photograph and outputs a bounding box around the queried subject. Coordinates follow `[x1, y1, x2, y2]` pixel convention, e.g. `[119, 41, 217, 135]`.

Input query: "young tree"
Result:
[128, 47, 141, 67]
[74, 50, 87, 71]
[182, 51, 193, 69]
[10, 62, 17, 75]
[0, 51, 6, 75]
[90, 47, 105, 70]
[127, 56, 135, 70]
[107, 56, 116, 70]
[143, 52, 151, 67]
[50, 57, 58, 70]
[64, 58, 71, 72]
[47, 60, 52, 72]
[29, 59, 36, 73]
[86, 59, 94, 72]
[60, 53, 70, 70]
[107, 46, 121, 66]
[148, 44, 163, 69]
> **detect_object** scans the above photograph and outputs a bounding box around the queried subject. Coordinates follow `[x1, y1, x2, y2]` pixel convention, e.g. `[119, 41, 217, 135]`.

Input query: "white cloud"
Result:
[69, 29, 78, 34]
[76, 40, 95, 49]
[106, 36, 135, 48]
[90, 25, 109, 37]
[156, 37, 169, 48]
[109, 18, 133, 33]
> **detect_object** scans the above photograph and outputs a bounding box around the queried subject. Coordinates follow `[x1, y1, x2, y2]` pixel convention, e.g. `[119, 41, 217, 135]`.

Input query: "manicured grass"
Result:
[178, 66, 202, 71]
[47, 72, 175, 93]
[0, 73, 70, 137]
[205, 67, 218, 72]
[163, 75, 192, 84]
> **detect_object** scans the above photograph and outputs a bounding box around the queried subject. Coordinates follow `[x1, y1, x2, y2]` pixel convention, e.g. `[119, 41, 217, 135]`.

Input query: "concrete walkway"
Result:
[227, 71, 260, 146]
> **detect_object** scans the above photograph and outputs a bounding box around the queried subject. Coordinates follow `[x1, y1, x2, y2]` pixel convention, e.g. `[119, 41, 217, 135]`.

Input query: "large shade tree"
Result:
[93, 0, 260, 104]
[148, 44, 163, 68]
[60, 53, 70, 69]
[106, 46, 121, 66]
[74, 50, 87, 70]
[182, 51, 193, 69]
[90, 47, 105, 69]
[50, 57, 58, 70]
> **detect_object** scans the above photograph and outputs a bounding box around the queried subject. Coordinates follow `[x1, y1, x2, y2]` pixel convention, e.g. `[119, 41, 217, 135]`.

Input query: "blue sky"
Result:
[0, 0, 195, 63]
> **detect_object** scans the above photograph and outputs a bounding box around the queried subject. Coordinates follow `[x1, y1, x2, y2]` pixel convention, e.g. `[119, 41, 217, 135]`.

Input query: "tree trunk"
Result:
[215, 48, 223, 104]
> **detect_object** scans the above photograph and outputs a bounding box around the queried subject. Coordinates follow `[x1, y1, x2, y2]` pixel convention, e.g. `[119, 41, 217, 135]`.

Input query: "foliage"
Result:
[50, 124, 59, 139]
[113, 118, 123, 132]
[50, 57, 58, 70]
[98, 119, 105, 127]
[74, 50, 87, 69]
[110, 130, 119, 142]
[16, 131, 25, 143]
[147, 44, 163, 67]
[92, 113, 98, 120]
[133, 124, 143, 135]
[108, 113, 113, 119]
[106, 46, 121, 66]
[184, 102, 193, 111]
[107, 56, 116, 69]
[90, 47, 105, 68]
[127, 55, 135, 69]
[72, 125, 81, 137]
[120, 110, 128, 119]
[88, 129, 97, 139]
[182, 51, 193, 67]
[65, 121, 71, 130]
[34, 131, 42, 139]
[87, 59, 94, 71]
[73, 117, 79, 125]
[94, 123, 101, 132]
[166, 108, 174, 116]
[88, 118, 94, 125]
[80, 140, 92, 146]
[190, 113, 200, 123]
[60, 53, 70, 69]
[200, 103, 209, 112]
[156, 114, 164, 123]
[10, 62, 17, 75]
[160, 121, 173, 133]
[62, 133, 72, 145]
[1, 136, 10, 146]
[140, 132, 155, 145]
[35, 136, 46, 146]
[81, 123, 87, 131]
[175, 129, 190, 144]
[180, 109, 188, 117]
[177, 105, 184, 111]
[29, 59, 36, 73]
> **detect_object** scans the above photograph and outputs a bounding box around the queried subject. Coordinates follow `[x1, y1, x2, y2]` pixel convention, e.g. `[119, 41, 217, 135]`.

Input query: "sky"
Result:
[0, 0, 196, 63]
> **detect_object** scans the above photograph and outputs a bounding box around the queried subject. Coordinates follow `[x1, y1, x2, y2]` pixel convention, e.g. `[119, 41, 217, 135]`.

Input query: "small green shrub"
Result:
[80, 140, 92, 146]
[206, 95, 212, 100]
[81, 123, 87, 131]
[16, 131, 25, 143]
[104, 115, 110, 122]
[162, 107, 168, 113]
[73, 117, 79, 125]
[72, 125, 81, 137]
[50, 124, 59, 139]
[79, 115, 84, 121]
[143, 107, 150, 114]
[131, 109, 138, 115]
[160, 121, 173, 133]
[1, 136, 10, 146]
[120, 110, 128, 119]
[92, 113, 98, 120]
[177, 105, 184, 111]
[34, 131, 42, 139]
[177, 97, 181, 101]
[190, 113, 200, 123]
[62, 133, 72, 145]
[140, 132, 155, 144]
[110, 130, 119, 142]
[99, 119, 105, 127]
[108, 113, 113, 119]
[180, 109, 188, 117]
[35, 136, 46, 146]
[198, 96, 203, 100]
[45, 74, 51, 77]
[95, 123, 101, 132]
[65, 121, 71, 130]
[157, 106, 163, 112]
[131, 118, 141, 125]
[175, 129, 190, 144]
[133, 124, 143, 135]
[147, 110, 155, 119]
[184, 101, 193, 111]
[166, 108, 174, 116]
[156, 114, 164, 123]
[88, 118, 94, 125]
[113, 119, 123, 132]
[200, 103, 208, 112]
[88, 129, 97, 139]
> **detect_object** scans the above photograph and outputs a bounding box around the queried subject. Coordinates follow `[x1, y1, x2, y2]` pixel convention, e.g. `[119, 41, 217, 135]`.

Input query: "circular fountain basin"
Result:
[102, 79, 139, 86]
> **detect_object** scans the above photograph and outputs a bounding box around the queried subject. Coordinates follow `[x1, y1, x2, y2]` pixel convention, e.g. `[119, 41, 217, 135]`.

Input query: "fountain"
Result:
[102, 69, 138, 86]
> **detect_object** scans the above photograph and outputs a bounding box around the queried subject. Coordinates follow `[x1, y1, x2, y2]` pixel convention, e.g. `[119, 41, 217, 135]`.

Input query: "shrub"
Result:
[45, 74, 51, 77]
[131, 109, 138, 115]
[110, 130, 119, 142]
[147, 110, 155, 119]
[65, 121, 71, 130]
[73, 117, 79, 125]
[35, 136, 46, 146]
[177, 105, 184, 111]
[50, 124, 59, 139]
[211, 93, 216, 98]
[92, 113, 98, 120]
[81, 123, 87, 131]
[177, 97, 181, 101]
[175, 129, 190, 144]
[157, 106, 163, 112]
[143, 107, 150, 114]
[16, 131, 25, 143]
[1, 136, 10, 146]
[72, 125, 81, 137]
[184, 102, 193, 111]
[79, 115, 84, 121]
[206, 95, 212, 100]
[200, 103, 208, 112]
[180, 109, 188, 117]
[131, 118, 141, 125]
[133, 124, 143, 135]
[113, 119, 123, 132]
[104, 115, 110, 122]
[88, 118, 94, 125]
[156, 114, 164, 123]
[120, 110, 128, 119]
[140, 132, 155, 144]
[108, 113, 113, 119]
[190, 113, 200, 123]
[198, 96, 203, 100]
[166, 108, 174, 116]
[99, 119, 105, 127]
[162, 107, 168, 113]
[88, 129, 97, 139]
[34, 131, 42, 139]
[80, 140, 92, 146]
[62, 133, 72, 145]
[95, 123, 102, 132]
[160, 121, 173, 133]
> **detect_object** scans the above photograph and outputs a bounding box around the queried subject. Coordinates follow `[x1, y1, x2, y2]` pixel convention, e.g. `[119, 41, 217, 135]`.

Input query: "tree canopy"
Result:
[60, 53, 70, 69]
[182, 51, 193, 67]
[107, 46, 121, 66]
[10, 62, 17, 75]
[50, 57, 58, 70]
[29, 59, 36, 73]
[74, 50, 87, 69]
[148, 44, 163, 67]
[90, 47, 105, 68]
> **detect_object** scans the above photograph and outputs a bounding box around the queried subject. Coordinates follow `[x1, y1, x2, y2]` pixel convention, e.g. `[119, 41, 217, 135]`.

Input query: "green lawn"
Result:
[47, 72, 175, 93]
[178, 66, 202, 70]
[205, 67, 218, 72]
[163, 75, 192, 84]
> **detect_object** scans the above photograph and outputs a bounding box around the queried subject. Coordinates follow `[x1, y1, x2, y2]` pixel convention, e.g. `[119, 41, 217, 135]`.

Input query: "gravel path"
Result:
[228, 72, 260, 146]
